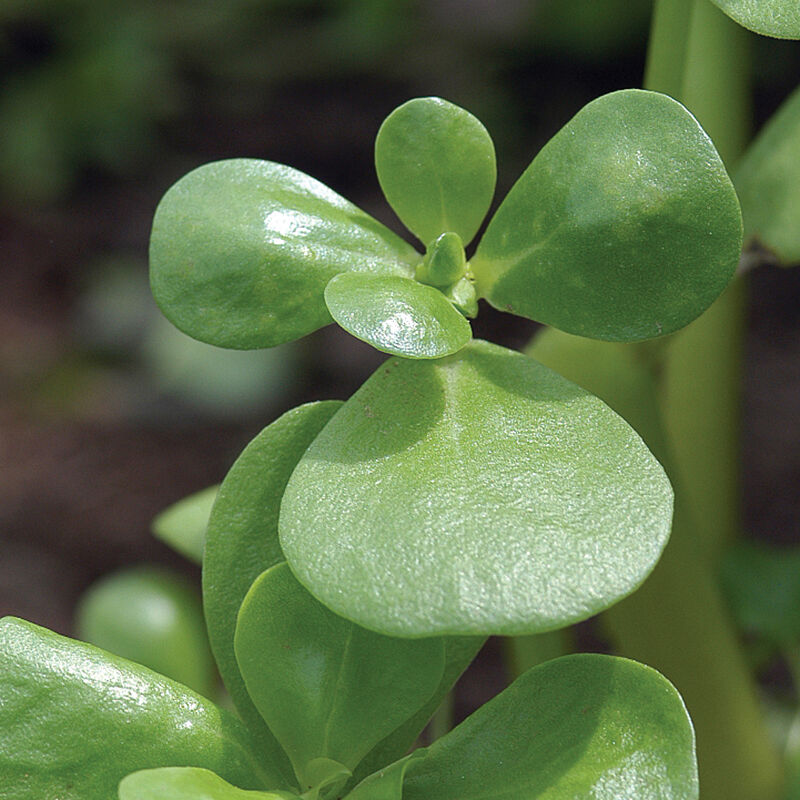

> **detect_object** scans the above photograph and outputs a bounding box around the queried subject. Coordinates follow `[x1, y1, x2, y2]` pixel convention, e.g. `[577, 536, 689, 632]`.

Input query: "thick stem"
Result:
[603, 2, 784, 798]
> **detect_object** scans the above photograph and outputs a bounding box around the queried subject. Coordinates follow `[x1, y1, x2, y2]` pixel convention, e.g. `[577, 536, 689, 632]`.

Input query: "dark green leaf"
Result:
[736, 84, 800, 265]
[352, 636, 484, 784]
[721, 541, 800, 647]
[75, 566, 215, 698]
[119, 768, 297, 800]
[152, 485, 218, 564]
[280, 339, 673, 637]
[203, 401, 343, 788]
[375, 97, 496, 245]
[324, 273, 472, 358]
[471, 90, 742, 341]
[150, 159, 419, 349]
[401, 654, 698, 800]
[708, 0, 800, 38]
[234, 563, 445, 784]
[346, 752, 426, 800]
[0, 617, 281, 800]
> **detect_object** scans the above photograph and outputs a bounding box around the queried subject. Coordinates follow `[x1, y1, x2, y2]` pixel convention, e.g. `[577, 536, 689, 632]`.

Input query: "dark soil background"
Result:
[1, 0, 800, 715]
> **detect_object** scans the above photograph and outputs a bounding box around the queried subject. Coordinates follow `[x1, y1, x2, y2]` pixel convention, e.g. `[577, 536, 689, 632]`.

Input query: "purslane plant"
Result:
[0, 91, 743, 799]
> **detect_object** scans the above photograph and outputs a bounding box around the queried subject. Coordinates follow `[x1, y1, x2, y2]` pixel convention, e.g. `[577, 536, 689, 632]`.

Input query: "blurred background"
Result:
[1, 0, 799, 697]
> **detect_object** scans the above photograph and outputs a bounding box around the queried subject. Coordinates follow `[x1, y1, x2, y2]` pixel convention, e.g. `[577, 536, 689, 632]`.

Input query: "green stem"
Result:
[606, 3, 784, 798]
[503, 628, 573, 682]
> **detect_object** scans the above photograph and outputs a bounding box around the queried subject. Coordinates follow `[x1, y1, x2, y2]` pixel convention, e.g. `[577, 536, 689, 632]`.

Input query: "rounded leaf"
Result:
[152, 485, 219, 564]
[471, 90, 742, 342]
[375, 97, 496, 245]
[234, 564, 445, 782]
[76, 566, 215, 697]
[279, 339, 673, 637]
[119, 767, 298, 800]
[203, 401, 343, 785]
[324, 273, 472, 358]
[402, 654, 698, 800]
[709, 0, 800, 38]
[0, 617, 280, 800]
[736, 84, 800, 265]
[150, 159, 419, 349]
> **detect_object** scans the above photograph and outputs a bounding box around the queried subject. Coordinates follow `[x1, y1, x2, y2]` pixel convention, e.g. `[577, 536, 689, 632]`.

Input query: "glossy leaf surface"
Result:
[736, 84, 800, 265]
[709, 0, 800, 37]
[280, 339, 673, 637]
[324, 273, 472, 358]
[401, 654, 698, 800]
[119, 768, 297, 800]
[471, 90, 741, 341]
[76, 566, 215, 697]
[152, 485, 218, 564]
[0, 617, 278, 800]
[234, 563, 445, 783]
[150, 159, 418, 349]
[203, 401, 343, 786]
[375, 97, 496, 245]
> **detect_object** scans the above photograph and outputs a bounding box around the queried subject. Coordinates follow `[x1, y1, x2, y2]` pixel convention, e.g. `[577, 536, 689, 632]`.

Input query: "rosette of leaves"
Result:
[150, 93, 742, 639]
[0, 549, 699, 799]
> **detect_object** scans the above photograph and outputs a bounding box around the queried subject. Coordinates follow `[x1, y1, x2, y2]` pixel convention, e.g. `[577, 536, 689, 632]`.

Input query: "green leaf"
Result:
[401, 654, 698, 800]
[119, 768, 298, 800]
[352, 636, 484, 784]
[0, 617, 282, 800]
[234, 563, 445, 785]
[721, 541, 800, 648]
[708, 0, 800, 38]
[471, 89, 742, 342]
[152, 485, 219, 564]
[203, 401, 343, 787]
[324, 273, 472, 359]
[736, 84, 800, 265]
[375, 97, 496, 245]
[75, 566, 216, 698]
[346, 752, 426, 800]
[150, 159, 419, 349]
[280, 339, 673, 637]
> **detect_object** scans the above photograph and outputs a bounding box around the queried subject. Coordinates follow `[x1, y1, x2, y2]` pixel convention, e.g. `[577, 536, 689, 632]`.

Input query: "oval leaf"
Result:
[203, 401, 343, 786]
[375, 97, 496, 245]
[401, 654, 698, 800]
[0, 617, 281, 800]
[279, 339, 673, 637]
[234, 563, 445, 783]
[471, 90, 742, 341]
[324, 273, 472, 358]
[152, 485, 219, 564]
[736, 84, 800, 265]
[75, 566, 215, 698]
[150, 159, 419, 349]
[120, 768, 298, 800]
[709, 0, 800, 38]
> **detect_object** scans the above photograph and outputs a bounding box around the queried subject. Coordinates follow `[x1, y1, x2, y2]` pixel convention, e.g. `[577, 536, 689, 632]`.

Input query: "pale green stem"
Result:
[605, 2, 784, 798]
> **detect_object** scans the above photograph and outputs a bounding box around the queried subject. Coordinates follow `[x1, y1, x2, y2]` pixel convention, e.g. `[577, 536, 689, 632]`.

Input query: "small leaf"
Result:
[150, 159, 419, 349]
[203, 401, 343, 787]
[400, 654, 698, 800]
[721, 541, 800, 648]
[346, 752, 426, 800]
[324, 273, 472, 358]
[119, 767, 298, 800]
[152, 485, 218, 564]
[415, 232, 467, 287]
[708, 0, 800, 38]
[0, 617, 282, 800]
[736, 84, 800, 265]
[76, 566, 216, 698]
[234, 563, 445, 784]
[471, 90, 742, 342]
[375, 97, 496, 245]
[280, 339, 673, 637]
